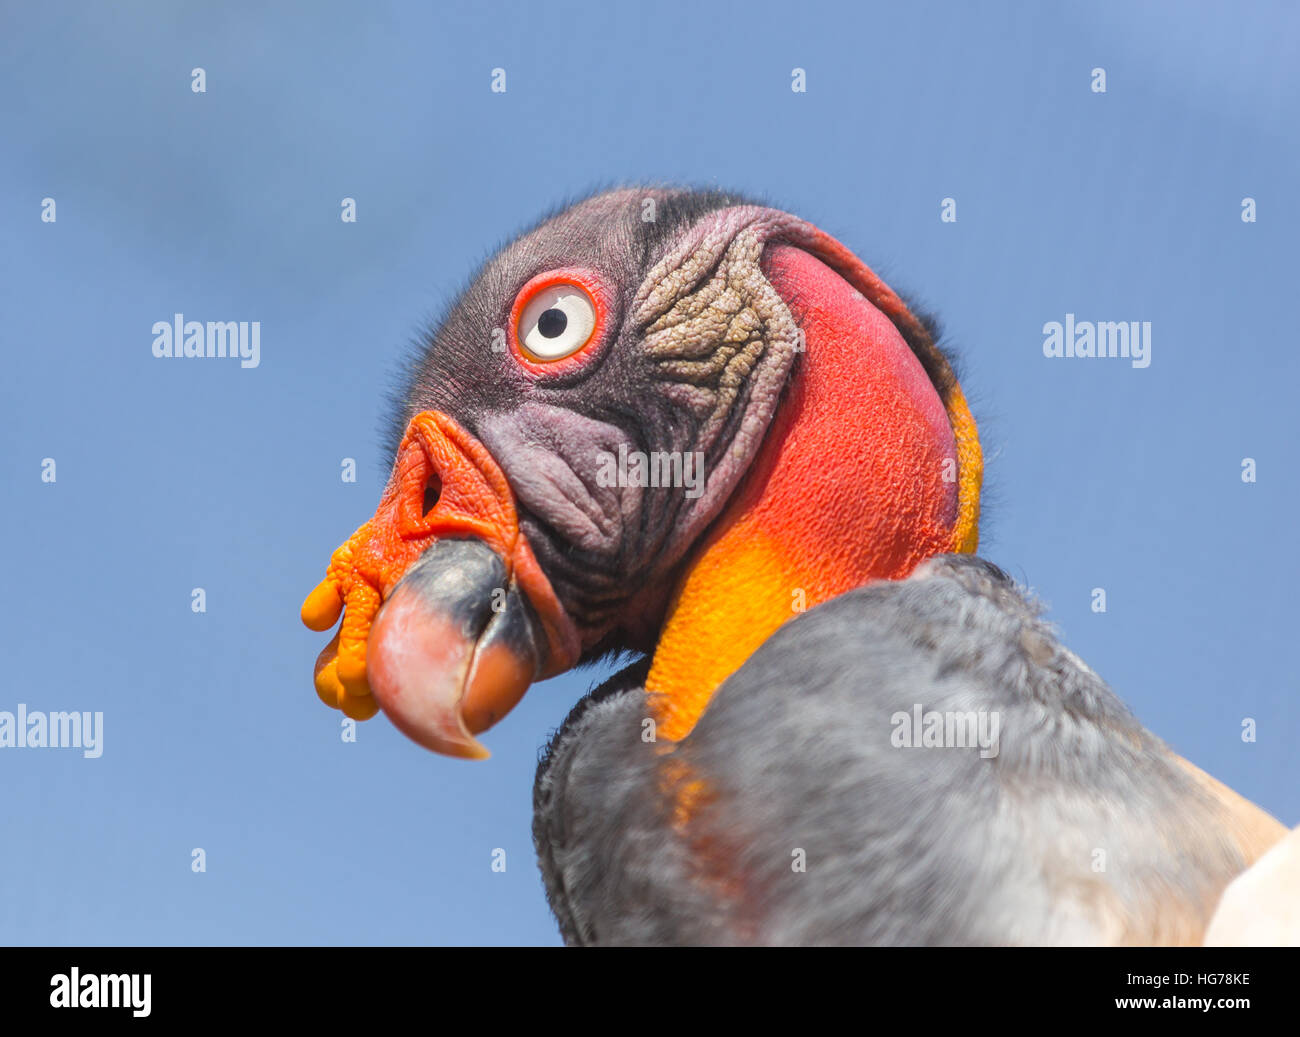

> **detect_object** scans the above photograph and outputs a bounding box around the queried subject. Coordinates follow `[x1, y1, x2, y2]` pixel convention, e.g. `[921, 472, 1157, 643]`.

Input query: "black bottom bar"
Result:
[1, 946, 1293, 1023]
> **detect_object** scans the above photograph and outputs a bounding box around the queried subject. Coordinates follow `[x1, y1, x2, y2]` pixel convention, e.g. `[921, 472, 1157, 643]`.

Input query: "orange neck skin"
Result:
[645, 244, 975, 742]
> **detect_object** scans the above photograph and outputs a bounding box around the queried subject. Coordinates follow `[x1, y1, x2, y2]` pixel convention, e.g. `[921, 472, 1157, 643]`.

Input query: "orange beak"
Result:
[301, 411, 580, 758]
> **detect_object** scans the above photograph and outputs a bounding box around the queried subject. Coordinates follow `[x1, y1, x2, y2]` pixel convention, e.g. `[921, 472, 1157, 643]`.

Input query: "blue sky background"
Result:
[1, 1, 1296, 945]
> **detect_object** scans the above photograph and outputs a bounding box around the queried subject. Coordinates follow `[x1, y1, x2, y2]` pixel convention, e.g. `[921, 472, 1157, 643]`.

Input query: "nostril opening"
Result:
[423, 475, 442, 518]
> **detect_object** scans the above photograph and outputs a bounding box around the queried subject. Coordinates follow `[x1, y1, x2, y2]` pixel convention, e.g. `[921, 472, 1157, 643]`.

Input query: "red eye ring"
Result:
[507, 267, 614, 376]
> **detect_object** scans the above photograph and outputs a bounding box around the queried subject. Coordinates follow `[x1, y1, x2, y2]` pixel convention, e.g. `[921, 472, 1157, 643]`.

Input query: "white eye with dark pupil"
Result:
[519, 285, 596, 360]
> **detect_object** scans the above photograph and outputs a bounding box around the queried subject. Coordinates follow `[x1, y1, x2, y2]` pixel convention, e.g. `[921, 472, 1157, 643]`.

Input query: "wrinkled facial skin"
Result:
[391, 188, 811, 659]
[307, 185, 976, 756]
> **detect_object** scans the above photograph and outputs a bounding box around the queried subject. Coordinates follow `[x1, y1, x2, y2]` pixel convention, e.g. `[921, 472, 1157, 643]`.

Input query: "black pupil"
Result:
[537, 308, 567, 339]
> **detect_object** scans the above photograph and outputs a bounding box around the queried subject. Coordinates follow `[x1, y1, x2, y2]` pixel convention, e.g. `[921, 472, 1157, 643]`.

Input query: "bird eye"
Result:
[517, 284, 598, 361]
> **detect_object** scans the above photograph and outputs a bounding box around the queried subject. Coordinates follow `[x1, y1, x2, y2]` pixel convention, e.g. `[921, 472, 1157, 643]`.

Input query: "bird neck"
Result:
[644, 244, 979, 742]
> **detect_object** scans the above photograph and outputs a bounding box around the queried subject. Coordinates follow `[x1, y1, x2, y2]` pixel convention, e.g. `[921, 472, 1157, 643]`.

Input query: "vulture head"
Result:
[301, 186, 981, 757]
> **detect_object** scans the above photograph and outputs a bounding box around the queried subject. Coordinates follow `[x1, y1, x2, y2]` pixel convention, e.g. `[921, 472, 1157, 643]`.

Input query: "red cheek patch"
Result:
[758, 243, 960, 581]
[646, 243, 966, 744]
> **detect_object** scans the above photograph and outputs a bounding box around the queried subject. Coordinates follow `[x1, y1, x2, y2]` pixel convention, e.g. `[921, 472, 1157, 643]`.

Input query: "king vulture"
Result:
[300, 187, 1289, 945]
